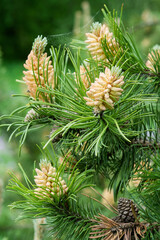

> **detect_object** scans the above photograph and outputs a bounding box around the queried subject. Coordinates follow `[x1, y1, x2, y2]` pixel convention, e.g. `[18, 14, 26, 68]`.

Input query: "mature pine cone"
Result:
[117, 198, 139, 223]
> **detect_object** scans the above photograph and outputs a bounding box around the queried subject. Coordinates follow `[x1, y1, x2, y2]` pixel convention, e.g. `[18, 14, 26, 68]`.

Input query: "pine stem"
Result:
[33, 218, 46, 240]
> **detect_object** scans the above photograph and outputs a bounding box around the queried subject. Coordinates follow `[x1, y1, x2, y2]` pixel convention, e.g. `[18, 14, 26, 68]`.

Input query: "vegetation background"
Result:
[0, 0, 160, 239]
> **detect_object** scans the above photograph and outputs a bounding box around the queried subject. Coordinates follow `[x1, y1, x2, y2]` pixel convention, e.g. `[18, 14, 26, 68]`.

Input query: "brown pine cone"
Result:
[117, 198, 139, 223]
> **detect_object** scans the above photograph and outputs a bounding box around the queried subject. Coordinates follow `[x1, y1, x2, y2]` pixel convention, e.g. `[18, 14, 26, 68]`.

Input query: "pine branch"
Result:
[130, 151, 160, 224]
[7, 160, 97, 239]
[8, 184, 95, 240]
[2, 7, 160, 240]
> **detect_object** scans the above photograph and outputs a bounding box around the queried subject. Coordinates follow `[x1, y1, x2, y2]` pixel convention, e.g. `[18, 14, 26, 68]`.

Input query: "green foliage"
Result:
[102, 5, 146, 73]
[128, 151, 160, 239]
[0, 53, 45, 240]
[7, 158, 97, 239]
[1, 6, 159, 194]
[1, 4, 160, 240]
[132, 150, 160, 224]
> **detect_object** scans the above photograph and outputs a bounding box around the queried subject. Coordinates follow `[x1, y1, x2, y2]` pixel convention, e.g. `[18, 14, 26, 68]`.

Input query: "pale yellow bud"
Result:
[23, 36, 54, 101]
[34, 161, 68, 199]
[84, 66, 124, 111]
[85, 22, 119, 62]
[146, 45, 160, 73]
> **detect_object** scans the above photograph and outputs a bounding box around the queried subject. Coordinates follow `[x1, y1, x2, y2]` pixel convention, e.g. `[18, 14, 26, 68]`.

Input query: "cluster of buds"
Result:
[34, 160, 68, 198]
[84, 66, 124, 111]
[85, 22, 119, 62]
[23, 35, 54, 100]
[146, 45, 160, 73]
[24, 108, 40, 122]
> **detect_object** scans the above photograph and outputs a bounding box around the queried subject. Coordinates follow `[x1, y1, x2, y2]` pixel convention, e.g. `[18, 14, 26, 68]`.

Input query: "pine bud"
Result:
[32, 35, 47, 57]
[23, 36, 54, 101]
[24, 109, 39, 122]
[84, 66, 124, 111]
[34, 160, 68, 198]
[146, 45, 160, 73]
[85, 22, 119, 62]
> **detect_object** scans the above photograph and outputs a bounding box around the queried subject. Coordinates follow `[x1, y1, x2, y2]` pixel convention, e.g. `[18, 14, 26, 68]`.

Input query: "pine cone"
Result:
[84, 66, 124, 111]
[117, 198, 139, 223]
[34, 160, 68, 198]
[23, 36, 54, 101]
[85, 22, 119, 62]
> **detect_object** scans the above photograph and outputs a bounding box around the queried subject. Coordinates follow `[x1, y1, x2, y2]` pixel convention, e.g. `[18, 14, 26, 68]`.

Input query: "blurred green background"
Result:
[0, 0, 160, 239]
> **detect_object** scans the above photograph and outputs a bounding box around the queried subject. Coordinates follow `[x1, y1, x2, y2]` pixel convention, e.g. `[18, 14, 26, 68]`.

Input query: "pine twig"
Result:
[33, 218, 46, 240]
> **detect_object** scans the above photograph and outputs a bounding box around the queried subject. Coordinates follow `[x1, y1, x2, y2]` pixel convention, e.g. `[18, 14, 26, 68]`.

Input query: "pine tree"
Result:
[1, 5, 160, 240]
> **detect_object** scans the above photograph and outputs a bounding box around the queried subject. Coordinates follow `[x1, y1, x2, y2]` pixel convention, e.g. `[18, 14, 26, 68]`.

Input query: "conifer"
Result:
[2, 5, 160, 240]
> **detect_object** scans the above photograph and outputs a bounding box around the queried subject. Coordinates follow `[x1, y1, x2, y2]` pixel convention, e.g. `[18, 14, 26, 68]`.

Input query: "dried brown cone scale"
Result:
[89, 195, 155, 240]
[90, 214, 147, 240]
